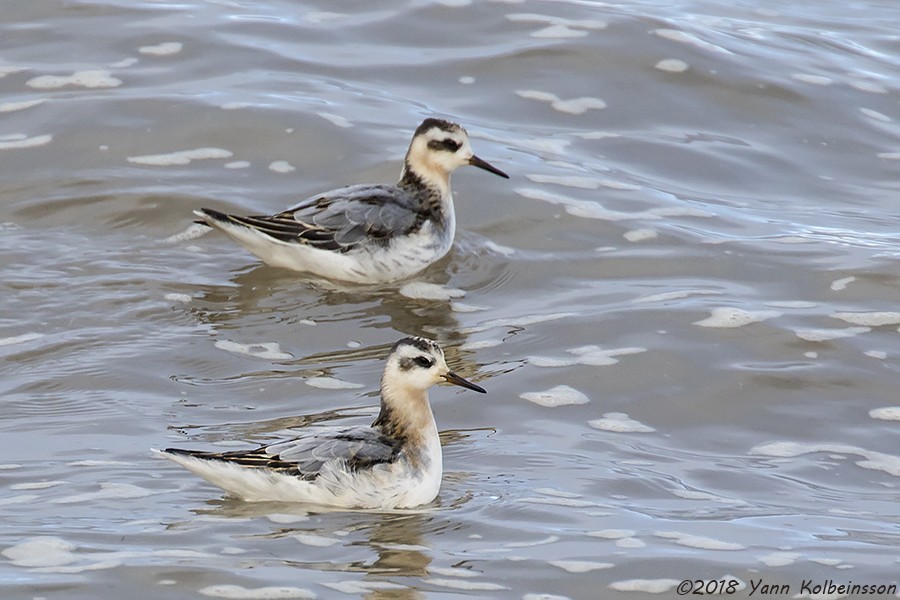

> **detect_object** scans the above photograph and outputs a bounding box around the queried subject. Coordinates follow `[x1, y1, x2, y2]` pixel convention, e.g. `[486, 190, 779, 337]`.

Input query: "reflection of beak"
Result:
[468, 155, 509, 179]
[442, 371, 487, 393]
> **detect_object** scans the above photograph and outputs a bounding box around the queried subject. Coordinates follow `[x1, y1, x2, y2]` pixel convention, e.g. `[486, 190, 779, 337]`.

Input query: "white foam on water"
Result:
[266, 513, 309, 524]
[655, 531, 745, 550]
[791, 73, 833, 85]
[0, 463, 23, 470]
[794, 326, 870, 342]
[0, 332, 45, 347]
[759, 551, 802, 567]
[550, 560, 614, 573]
[655, 59, 689, 72]
[633, 289, 722, 304]
[323, 581, 405, 594]
[53, 482, 154, 504]
[165, 293, 193, 304]
[67, 460, 134, 467]
[428, 566, 479, 578]
[10, 481, 66, 491]
[2, 537, 77, 567]
[616, 537, 646, 548]
[221, 102, 253, 110]
[198, 585, 316, 599]
[830, 276, 855, 291]
[139, 42, 183, 56]
[764, 300, 817, 309]
[27, 70, 122, 89]
[624, 228, 657, 242]
[865, 350, 887, 359]
[399, 282, 465, 301]
[0, 65, 26, 78]
[459, 75, 475, 84]
[869, 406, 900, 421]
[671, 489, 746, 505]
[520, 385, 589, 407]
[0, 98, 46, 113]
[459, 338, 503, 350]
[505, 535, 559, 548]
[304, 377, 364, 390]
[693, 307, 781, 328]
[534, 487, 581, 498]
[221, 547, 247, 555]
[589, 412, 655, 433]
[750, 441, 900, 477]
[529, 345, 645, 368]
[609, 579, 680, 593]
[291, 533, 340, 547]
[214, 340, 293, 360]
[587, 529, 635, 539]
[268, 160, 295, 173]
[516, 187, 711, 221]
[317, 112, 352, 128]
[653, 28, 731, 54]
[0, 134, 53, 150]
[463, 311, 574, 334]
[860, 107, 891, 122]
[516, 90, 606, 115]
[423, 579, 509, 591]
[225, 161, 251, 169]
[832, 311, 900, 326]
[128, 147, 232, 165]
[849, 80, 888, 94]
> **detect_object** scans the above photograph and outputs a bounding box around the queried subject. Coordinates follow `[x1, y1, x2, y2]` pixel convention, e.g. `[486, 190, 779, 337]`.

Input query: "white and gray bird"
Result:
[156, 337, 486, 509]
[193, 118, 509, 283]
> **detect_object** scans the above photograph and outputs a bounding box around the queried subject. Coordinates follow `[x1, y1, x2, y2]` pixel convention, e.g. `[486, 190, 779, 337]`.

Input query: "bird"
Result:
[156, 337, 486, 509]
[193, 118, 509, 283]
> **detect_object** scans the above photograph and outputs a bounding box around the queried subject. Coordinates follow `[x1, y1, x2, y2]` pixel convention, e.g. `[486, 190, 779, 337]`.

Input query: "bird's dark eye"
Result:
[428, 138, 461, 152]
[414, 356, 434, 368]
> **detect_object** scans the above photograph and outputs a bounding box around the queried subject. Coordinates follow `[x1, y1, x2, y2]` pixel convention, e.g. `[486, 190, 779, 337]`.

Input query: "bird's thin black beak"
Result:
[468, 155, 509, 179]
[442, 371, 487, 393]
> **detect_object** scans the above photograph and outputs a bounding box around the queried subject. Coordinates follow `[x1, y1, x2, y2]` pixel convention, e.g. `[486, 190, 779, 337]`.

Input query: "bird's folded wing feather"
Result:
[229, 185, 424, 252]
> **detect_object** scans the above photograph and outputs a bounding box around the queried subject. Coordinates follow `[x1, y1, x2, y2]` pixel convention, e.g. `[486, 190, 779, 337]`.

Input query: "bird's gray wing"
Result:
[266, 426, 402, 477]
[224, 185, 426, 253]
[166, 426, 402, 481]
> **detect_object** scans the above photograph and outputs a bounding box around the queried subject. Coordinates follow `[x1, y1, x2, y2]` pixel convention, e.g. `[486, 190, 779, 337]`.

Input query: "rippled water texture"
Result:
[2, 0, 899, 598]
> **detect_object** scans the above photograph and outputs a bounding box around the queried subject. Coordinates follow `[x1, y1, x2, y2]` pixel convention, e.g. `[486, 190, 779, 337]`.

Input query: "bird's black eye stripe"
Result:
[413, 356, 434, 368]
[427, 138, 461, 153]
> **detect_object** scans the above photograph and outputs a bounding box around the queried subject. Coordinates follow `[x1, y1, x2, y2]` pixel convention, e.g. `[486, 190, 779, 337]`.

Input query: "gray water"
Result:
[2, 1, 899, 598]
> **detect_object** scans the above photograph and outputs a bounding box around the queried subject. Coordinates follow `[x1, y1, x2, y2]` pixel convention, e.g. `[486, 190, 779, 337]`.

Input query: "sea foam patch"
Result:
[399, 282, 466, 301]
[0, 134, 53, 150]
[609, 579, 681, 593]
[128, 148, 232, 166]
[198, 585, 316, 599]
[0, 99, 46, 113]
[516, 90, 606, 115]
[520, 385, 589, 407]
[869, 406, 900, 421]
[655, 531, 745, 550]
[589, 412, 655, 433]
[139, 42, 183, 56]
[304, 377, 364, 390]
[832, 311, 900, 326]
[693, 307, 780, 328]
[793, 326, 870, 342]
[27, 70, 122, 89]
[214, 340, 293, 360]
[750, 441, 900, 477]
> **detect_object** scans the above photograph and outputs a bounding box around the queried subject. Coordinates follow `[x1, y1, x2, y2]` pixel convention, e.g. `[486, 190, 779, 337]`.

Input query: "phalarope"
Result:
[193, 118, 509, 283]
[157, 337, 486, 508]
